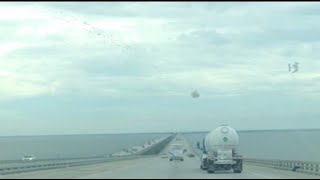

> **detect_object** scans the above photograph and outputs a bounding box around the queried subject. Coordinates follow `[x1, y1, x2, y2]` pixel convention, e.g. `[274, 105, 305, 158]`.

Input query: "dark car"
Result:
[187, 154, 195, 157]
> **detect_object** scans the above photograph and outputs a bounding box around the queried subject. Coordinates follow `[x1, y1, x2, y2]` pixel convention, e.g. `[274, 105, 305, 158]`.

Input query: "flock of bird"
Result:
[34, 5, 200, 99]
[38, 6, 133, 54]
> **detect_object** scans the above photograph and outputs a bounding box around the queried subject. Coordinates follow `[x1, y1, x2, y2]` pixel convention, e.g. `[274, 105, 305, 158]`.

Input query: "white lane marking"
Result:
[248, 171, 274, 179]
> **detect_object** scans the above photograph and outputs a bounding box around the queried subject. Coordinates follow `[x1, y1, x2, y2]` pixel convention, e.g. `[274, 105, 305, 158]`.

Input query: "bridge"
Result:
[0, 134, 319, 179]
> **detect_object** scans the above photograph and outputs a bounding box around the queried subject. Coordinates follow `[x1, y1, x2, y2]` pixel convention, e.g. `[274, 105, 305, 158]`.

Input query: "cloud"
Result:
[2, 2, 320, 99]
[1, 2, 320, 134]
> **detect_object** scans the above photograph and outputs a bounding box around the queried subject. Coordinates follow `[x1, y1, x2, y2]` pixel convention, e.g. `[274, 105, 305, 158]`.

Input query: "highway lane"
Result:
[6, 158, 318, 179]
[79, 135, 319, 179]
[79, 155, 319, 179]
[2, 135, 319, 179]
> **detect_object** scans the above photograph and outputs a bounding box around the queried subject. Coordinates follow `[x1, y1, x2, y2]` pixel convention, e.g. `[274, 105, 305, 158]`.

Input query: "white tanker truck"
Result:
[200, 125, 243, 174]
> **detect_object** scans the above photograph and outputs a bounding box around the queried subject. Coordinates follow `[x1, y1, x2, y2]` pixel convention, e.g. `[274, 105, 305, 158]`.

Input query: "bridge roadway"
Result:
[1, 135, 319, 179]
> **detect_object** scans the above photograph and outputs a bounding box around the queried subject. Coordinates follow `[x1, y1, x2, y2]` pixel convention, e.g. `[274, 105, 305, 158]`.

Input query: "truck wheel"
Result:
[233, 160, 242, 173]
[207, 170, 214, 174]
[233, 169, 238, 173]
[234, 169, 242, 173]
[233, 167, 242, 173]
[201, 164, 207, 170]
[207, 165, 215, 174]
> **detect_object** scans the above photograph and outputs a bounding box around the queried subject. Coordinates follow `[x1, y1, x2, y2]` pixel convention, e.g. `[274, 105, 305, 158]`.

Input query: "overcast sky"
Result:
[1, 2, 320, 136]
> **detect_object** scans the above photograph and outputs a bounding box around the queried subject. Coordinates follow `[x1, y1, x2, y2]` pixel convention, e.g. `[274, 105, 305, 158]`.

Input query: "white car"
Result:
[169, 154, 184, 161]
[22, 156, 35, 161]
[161, 154, 169, 158]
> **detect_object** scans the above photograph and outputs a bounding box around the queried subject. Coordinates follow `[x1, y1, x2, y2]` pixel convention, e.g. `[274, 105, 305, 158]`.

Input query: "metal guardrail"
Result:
[0, 155, 156, 175]
[244, 158, 320, 176]
[0, 156, 105, 165]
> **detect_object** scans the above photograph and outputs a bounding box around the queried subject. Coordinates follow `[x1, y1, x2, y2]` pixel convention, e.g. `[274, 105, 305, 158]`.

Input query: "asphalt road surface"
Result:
[2, 135, 319, 179]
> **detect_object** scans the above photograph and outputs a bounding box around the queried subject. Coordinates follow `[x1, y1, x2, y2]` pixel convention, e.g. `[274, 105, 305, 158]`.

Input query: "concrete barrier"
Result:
[244, 158, 320, 176]
[139, 134, 176, 155]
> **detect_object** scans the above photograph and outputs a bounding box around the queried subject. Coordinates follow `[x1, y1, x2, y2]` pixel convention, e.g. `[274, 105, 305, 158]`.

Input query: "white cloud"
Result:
[0, 4, 48, 20]
[1, 2, 320, 134]
[0, 42, 27, 56]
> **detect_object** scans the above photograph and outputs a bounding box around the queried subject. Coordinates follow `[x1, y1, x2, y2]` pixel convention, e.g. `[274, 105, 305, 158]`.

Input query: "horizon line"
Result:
[1, 128, 320, 137]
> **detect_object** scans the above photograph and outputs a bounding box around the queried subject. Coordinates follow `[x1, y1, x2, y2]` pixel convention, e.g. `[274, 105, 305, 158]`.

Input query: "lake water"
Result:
[0, 133, 169, 160]
[1, 130, 319, 162]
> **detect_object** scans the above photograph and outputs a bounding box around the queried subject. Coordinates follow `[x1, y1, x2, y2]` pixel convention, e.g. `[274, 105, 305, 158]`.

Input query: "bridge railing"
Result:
[138, 134, 176, 155]
[244, 158, 320, 176]
[0, 155, 157, 175]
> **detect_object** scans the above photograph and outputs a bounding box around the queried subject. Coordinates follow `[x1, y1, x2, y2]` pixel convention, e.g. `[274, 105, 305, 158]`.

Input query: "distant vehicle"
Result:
[169, 154, 184, 161]
[161, 154, 168, 158]
[200, 125, 243, 174]
[22, 155, 35, 161]
[187, 154, 195, 157]
[169, 143, 184, 161]
[197, 142, 201, 149]
[183, 149, 187, 153]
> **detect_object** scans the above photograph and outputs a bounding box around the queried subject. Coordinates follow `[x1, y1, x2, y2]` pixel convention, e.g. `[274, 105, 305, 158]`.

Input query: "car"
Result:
[187, 154, 195, 157]
[161, 154, 169, 158]
[22, 155, 35, 161]
[170, 155, 184, 161]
